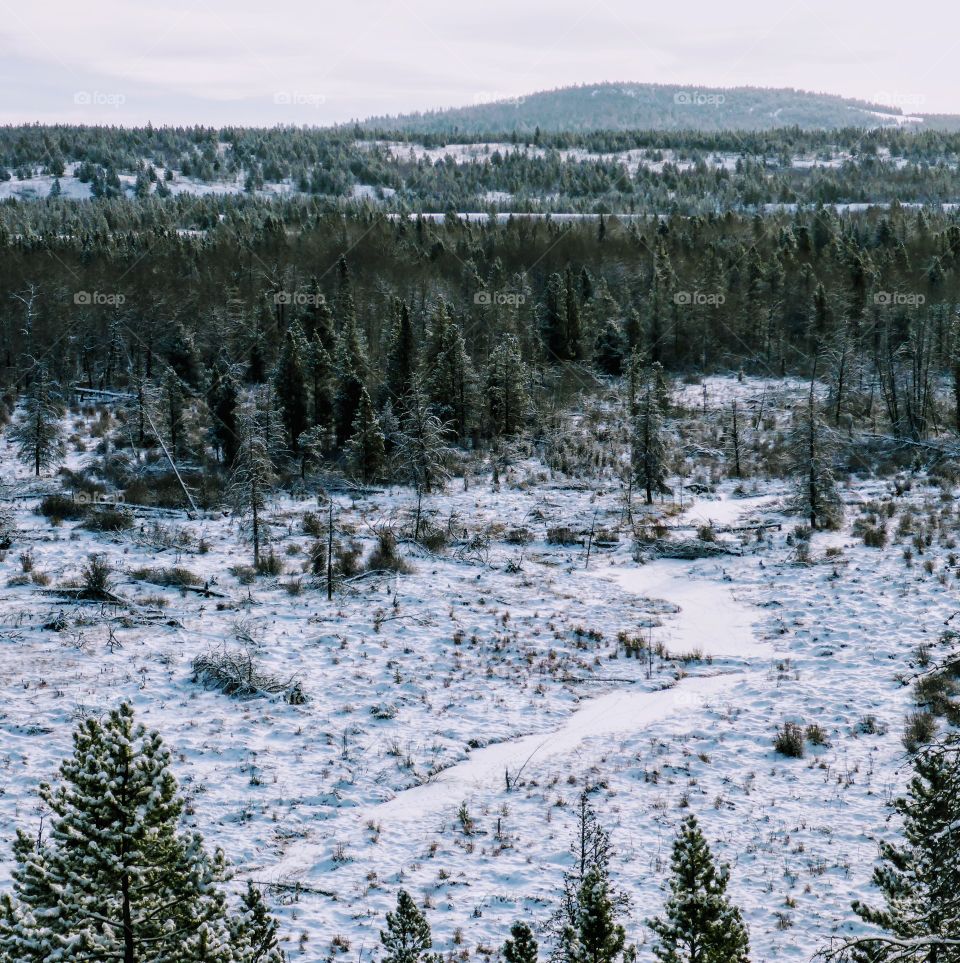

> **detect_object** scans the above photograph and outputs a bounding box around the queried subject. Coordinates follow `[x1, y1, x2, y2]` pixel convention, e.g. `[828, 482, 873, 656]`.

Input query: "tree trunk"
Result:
[327, 499, 334, 601]
[251, 480, 260, 566]
[121, 871, 135, 963]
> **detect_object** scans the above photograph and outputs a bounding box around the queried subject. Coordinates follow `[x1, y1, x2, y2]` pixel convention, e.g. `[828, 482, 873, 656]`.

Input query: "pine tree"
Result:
[207, 358, 240, 467]
[346, 387, 385, 484]
[424, 298, 475, 440]
[831, 740, 960, 963]
[811, 282, 833, 352]
[564, 266, 582, 361]
[550, 793, 628, 963]
[0, 703, 281, 963]
[161, 367, 187, 460]
[393, 382, 453, 496]
[334, 254, 357, 335]
[630, 362, 669, 506]
[560, 864, 628, 963]
[274, 325, 310, 452]
[9, 366, 64, 477]
[333, 283, 369, 447]
[590, 283, 626, 376]
[166, 323, 202, 388]
[385, 297, 418, 412]
[544, 272, 567, 362]
[625, 310, 643, 355]
[485, 335, 529, 437]
[306, 333, 334, 436]
[646, 815, 750, 963]
[380, 890, 433, 963]
[300, 280, 334, 352]
[229, 883, 286, 963]
[297, 425, 328, 480]
[504, 922, 539, 963]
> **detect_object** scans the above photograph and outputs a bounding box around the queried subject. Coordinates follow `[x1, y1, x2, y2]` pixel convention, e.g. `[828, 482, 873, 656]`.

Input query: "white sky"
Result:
[1, 0, 958, 126]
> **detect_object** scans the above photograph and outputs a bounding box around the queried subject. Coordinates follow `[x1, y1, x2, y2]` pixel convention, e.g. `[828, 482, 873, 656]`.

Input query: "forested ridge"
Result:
[6, 123, 960, 212]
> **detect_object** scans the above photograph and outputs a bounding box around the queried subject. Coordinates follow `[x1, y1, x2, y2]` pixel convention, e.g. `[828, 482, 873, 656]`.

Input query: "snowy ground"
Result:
[0, 388, 950, 960]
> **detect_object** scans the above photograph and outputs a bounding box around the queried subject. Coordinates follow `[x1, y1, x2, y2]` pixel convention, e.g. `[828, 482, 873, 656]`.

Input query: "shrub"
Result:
[0, 509, 13, 549]
[367, 530, 412, 573]
[302, 511, 324, 537]
[903, 711, 937, 753]
[547, 526, 580, 545]
[333, 540, 363, 579]
[80, 554, 113, 598]
[863, 523, 887, 547]
[773, 721, 805, 758]
[804, 723, 829, 747]
[855, 714, 888, 736]
[130, 566, 201, 587]
[308, 540, 327, 576]
[230, 565, 257, 585]
[914, 666, 960, 723]
[83, 508, 134, 532]
[256, 550, 284, 577]
[370, 702, 398, 720]
[504, 526, 532, 545]
[38, 494, 88, 521]
[417, 523, 449, 553]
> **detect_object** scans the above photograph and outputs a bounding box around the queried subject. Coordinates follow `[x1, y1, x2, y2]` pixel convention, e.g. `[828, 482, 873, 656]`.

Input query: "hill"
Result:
[357, 81, 953, 134]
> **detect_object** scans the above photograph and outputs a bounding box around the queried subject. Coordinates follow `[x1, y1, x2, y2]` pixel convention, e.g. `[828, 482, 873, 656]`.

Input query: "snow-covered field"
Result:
[0, 381, 950, 960]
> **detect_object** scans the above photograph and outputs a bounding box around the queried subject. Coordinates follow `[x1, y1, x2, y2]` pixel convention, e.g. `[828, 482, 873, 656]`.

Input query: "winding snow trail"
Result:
[269, 497, 774, 881]
[362, 673, 740, 825]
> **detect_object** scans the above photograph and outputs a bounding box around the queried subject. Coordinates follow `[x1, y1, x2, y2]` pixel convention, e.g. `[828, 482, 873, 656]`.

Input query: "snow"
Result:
[0, 386, 949, 959]
[604, 559, 772, 661]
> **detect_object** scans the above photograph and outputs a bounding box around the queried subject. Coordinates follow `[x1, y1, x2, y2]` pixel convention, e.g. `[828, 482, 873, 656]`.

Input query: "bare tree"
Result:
[10, 283, 40, 382]
[789, 366, 843, 530]
[229, 390, 279, 567]
[726, 399, 745, 479]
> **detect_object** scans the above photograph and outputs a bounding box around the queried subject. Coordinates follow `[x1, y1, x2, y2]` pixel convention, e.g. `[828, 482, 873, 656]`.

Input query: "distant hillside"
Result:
[357, 82, 956, 134]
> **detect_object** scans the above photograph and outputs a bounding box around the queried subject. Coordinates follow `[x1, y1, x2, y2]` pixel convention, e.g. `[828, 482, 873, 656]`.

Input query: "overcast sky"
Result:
[1, 0, 958, 126]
